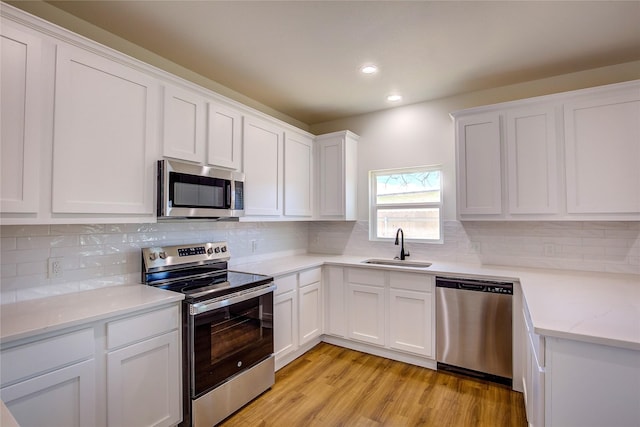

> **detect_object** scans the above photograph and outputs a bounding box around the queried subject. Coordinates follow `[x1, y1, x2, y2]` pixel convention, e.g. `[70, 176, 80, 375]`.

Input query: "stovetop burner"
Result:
[141, 242, 273, 303]
[155, 270, 272, 302]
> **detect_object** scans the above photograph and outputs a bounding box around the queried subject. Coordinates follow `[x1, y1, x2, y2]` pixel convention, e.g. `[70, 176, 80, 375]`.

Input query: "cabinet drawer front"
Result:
[1, 328, 94, 386]
[389, 272, 433, 292]
[347, 268, 385, 287]
[299, 268, 321, 287]
[107, 305, 179, 350]
[274, 274, 297, 295]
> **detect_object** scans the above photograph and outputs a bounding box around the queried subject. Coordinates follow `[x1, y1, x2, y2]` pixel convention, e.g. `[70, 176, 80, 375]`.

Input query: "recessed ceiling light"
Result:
[387, 94, 403, 102]
[361, 65, 378, 74]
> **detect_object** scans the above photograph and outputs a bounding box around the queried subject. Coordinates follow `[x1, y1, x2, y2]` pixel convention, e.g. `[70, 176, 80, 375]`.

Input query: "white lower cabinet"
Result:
[274, 274, 298, 363]
[324, 266, 347, 337]
[523, 302, 545, 427]
[298, 268, 323, 345]
[388, 272, 435, 358]
[273, 268, 323, 370]
[0, 303, 182, 427]
[0, 328, 96, 427]
[106, 305, 181, 427]
[334, 267, 436, 362]
[2, 360, 96, 427]
[107, 332, 180, 427]
[347, 268, 386, 346]
[522, 297, 640, 427]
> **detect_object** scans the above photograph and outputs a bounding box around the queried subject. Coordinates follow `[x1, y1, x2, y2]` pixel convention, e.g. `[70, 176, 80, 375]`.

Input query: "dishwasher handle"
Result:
[458, 283, 485, 291]
[436, 277, 513, 295]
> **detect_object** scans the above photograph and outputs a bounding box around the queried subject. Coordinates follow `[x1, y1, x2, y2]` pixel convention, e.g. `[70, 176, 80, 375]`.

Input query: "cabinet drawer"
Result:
[389, 272, 433, 292]
[1, 328, 94, 387]
[347, 268, 385, 287]
[107, 305, 179, 350]
[275, 274, 297, 295]
[299, 268, 321, 287]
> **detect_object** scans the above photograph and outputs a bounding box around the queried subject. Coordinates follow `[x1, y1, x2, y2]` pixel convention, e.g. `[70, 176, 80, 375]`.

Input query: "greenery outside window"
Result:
[369, 165, 443, 243]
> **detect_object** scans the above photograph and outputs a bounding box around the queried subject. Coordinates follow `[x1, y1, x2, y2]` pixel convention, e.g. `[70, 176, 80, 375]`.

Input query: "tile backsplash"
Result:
[0, 221, 309, 304]
[309, 220, 640, 274]
[2, 220, 638, 303]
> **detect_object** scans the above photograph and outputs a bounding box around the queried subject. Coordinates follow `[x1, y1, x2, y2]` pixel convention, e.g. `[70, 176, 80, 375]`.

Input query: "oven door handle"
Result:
[190, 283, 275, 315]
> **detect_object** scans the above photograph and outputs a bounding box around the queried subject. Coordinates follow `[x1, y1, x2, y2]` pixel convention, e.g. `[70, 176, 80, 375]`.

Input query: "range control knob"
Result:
[221, 246, 227, 253]
[214, 247, 221, 254]
[158, 251, 167, 259]
[149, 252, 158, 261]
[207, 247, 214, 255]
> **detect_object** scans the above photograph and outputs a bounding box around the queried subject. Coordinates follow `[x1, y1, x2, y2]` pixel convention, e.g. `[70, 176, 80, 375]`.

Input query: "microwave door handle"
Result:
[226, 182, 231, 208]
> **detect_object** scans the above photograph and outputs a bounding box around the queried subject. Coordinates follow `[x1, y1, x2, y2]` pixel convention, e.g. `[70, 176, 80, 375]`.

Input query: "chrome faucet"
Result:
[394, 228, 410, 260]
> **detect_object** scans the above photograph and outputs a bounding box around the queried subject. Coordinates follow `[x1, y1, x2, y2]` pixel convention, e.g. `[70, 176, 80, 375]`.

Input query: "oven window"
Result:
[209, 301, 261, 362]
[193, 293, 273, 397]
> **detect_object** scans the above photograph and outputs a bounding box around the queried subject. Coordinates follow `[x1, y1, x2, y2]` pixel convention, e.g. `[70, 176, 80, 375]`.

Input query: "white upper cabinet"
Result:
[0, 22, 43, 215]
[455, 113, 503, 216]
[208, 102, 242, 170]
[506, 105, 558, 215]
[315, 131, 358, 220]
[564, 88, 640, 215]
[162, 83, 207, 163]
[51, 42, 159, 217]
[162, 84, 243, 171]
[243, 115, 284, 216]
[284, 131, 314, 217]
[453, 80, 640, 221]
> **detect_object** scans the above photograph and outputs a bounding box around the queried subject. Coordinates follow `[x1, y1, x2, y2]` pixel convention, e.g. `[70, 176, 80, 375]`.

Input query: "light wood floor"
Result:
[220, 343, 527, 427]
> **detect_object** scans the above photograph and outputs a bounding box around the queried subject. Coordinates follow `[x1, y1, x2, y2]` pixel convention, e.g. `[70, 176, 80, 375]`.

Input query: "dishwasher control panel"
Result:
[435, 277, 513, 295]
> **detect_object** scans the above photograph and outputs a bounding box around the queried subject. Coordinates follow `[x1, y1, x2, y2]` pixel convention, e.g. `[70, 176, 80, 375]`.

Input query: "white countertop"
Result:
[235, 254, 640, 351]
[1, 255, 637, 352]
[0, 285, 184, 344]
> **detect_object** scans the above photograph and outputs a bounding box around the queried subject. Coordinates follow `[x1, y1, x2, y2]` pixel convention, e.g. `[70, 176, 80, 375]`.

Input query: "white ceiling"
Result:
[43, 1, 640, 125]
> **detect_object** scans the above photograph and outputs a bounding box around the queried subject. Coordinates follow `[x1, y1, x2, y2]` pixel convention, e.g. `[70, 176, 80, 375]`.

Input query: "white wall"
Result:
[308, 62, 640, 276]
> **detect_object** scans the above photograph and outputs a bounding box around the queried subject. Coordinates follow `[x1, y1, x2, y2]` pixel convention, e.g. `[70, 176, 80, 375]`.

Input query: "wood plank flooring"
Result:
[219, 343, 527, 427]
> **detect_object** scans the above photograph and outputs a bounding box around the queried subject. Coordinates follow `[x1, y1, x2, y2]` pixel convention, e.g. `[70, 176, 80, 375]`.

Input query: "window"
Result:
[369, 165, 442, 243]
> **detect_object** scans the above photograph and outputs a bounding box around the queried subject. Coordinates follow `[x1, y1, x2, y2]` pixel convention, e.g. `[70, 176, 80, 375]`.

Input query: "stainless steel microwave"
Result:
[157, 159, 244, 219]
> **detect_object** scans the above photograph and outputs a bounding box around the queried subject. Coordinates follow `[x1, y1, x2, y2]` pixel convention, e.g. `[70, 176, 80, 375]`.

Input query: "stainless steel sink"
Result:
[362, 258, 432, 268]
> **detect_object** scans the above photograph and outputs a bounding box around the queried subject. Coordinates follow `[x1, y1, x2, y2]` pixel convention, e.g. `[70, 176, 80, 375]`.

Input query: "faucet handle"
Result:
[405, 250, 410, 258]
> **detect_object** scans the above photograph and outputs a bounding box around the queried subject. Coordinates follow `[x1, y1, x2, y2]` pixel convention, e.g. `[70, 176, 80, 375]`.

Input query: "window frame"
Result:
[368, 164, 444, 244]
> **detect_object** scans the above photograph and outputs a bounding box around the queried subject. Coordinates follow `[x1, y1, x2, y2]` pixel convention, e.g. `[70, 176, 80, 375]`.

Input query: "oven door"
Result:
[190, 285, 274, 398]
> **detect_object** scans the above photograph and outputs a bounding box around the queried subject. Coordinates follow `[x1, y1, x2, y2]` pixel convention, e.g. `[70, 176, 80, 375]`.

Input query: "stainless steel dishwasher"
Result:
[436, 276, 513, 386]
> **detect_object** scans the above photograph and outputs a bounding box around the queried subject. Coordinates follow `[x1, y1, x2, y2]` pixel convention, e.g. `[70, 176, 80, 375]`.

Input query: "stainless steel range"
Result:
[142, 242, 275, 427]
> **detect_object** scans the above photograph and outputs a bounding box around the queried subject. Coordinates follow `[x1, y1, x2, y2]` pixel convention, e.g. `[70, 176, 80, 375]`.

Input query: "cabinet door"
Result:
[284, 131, 313, 217]
[52, 43, 158, 215]
[0, 23, 42, 213]
[162, 84, 206, 162]
[564, 89, 640, 214]
[388, 288, 433, 357]
[347, 283, 385, 346]
[1, 359, 95, 427]
[325, 266, 346, 337]
[274, 289, 298, 360]
[243, 116, 284, 216]
[107, 331, 181, 427]
[317, 135, 351, 218]
[506, 106, 558, 214]
[456, 113, 503, 215]
[298, 281, 322, 345]
[207, 102, 242, 170]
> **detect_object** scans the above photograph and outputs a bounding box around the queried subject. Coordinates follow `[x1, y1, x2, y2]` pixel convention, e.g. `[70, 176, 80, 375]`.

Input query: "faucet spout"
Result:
[394, 228, 408, 260]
